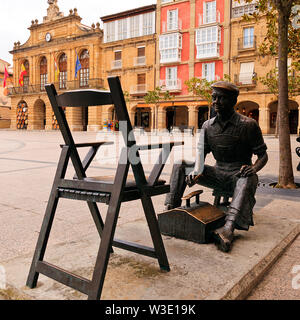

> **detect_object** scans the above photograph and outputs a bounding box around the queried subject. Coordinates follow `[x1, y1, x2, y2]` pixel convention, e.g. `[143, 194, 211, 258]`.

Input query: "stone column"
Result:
[87, 105, 102, 132]
[157, 107, 167, 130]
[45, 102, 53, 131]
[10, 97, 17, 130]
[188, 105, 198, 130]
[66, 107, 84, 131]
[259, 106, 270, 134]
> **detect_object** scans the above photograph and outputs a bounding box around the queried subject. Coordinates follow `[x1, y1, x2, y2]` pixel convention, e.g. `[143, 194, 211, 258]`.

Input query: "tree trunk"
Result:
[277, 5, 296, 188]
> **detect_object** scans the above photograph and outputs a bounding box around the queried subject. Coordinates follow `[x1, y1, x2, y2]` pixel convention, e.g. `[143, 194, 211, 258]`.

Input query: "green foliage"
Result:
[259, 67, 300, 97]
[144, 87, 172, 105]
[184, 74, 231, 106]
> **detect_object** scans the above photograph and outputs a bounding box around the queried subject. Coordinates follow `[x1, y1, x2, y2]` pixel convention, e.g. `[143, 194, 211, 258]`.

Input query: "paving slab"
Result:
[1, 199, 299, 300]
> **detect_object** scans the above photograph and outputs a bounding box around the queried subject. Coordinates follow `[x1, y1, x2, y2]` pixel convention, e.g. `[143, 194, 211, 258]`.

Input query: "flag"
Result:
[19, 64, 27, 87]
[54, 57, 60, 82]
[3, 66, 9, 88]
[75, 51, 81, 78]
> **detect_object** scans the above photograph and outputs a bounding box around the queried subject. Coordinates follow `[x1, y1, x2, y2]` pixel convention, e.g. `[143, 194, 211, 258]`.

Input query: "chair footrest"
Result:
[58, 188, 110, 204]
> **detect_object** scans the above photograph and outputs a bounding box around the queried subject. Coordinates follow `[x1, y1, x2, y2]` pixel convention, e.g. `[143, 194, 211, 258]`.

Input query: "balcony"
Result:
[232, 4, 257, 18]
[130, 84, 148, 96]
[198, 10, 221, 26]
[162, 19, 182, 33]
[159, 79, 182, 92]
[111, 60, 122, 70]
[234, 73, 257, 87]
[133, 56, 146, 67]
[196, 44, 220, 59]
[7, 78, 105, 96]
[238, 36, 257, 51]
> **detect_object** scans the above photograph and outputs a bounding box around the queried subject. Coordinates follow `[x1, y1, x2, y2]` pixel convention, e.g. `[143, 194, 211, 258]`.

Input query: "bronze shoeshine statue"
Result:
[165, 81, 268, 252]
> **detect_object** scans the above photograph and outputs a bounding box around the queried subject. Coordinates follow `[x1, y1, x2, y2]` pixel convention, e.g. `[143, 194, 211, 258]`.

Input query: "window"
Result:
[202, 62, 215, 82]
[143, 12, 153, 35]
[239, 62, 254, 84]
[135, 47, 146, 66]
[204, 1, 216, 24]
[243, 27, 254, 48]
[167, 9, 178, 31]
[159, 33, 182, 63]
[22, 60, 30, 92]
[79, 50, 89, 87]
[40, 57, 48, 91]
[196, 26, 220, 58]
[117, 18, 127, 40]
[106, 21, 115, 42]
[166, 67, 178, 88]
[112, 51, 122, 69]
[130, 15, 140, 38]
[59, 53, 67, 89]
[137, 73, 146, 93]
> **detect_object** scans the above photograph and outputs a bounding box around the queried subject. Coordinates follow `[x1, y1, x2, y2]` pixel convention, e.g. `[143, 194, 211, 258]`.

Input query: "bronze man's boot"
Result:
[213, 208, 239, 252]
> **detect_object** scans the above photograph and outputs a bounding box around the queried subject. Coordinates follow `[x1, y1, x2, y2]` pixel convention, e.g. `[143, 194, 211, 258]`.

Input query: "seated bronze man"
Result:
[164, 81, 268, 252]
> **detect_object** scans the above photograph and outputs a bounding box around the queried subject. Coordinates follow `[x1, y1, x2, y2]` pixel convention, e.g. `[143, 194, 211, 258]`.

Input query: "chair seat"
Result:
[83, 174, 166, 190]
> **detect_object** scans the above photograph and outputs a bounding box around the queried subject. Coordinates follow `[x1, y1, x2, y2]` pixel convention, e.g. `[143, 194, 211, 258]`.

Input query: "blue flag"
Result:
[75, 51, 82, 78]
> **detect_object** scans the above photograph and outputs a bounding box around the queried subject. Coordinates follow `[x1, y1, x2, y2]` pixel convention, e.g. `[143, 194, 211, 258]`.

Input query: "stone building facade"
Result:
[101, 4, 157, 131]
[230, 0, 300, 134]
[9, 1, 104, 131]
[0, 59, 13, 128]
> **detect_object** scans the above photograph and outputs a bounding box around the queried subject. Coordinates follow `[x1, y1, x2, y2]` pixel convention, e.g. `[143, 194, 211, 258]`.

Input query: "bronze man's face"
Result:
[212, 88, 236, 116]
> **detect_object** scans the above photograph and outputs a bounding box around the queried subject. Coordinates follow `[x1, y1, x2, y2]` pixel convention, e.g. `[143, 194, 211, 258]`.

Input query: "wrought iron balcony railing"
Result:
[8, 78, 105, 96]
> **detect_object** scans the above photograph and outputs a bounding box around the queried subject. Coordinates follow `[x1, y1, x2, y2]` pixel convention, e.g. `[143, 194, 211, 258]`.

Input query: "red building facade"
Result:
[155, 0, 227, 130]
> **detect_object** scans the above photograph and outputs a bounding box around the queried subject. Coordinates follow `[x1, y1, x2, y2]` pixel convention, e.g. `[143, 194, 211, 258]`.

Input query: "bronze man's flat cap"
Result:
[211, 81, 239, 95]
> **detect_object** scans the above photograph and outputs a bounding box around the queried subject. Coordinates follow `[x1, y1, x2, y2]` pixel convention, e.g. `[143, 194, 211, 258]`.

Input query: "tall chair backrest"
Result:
[108, 76, 148, 187]
[45, 84, 113, 179]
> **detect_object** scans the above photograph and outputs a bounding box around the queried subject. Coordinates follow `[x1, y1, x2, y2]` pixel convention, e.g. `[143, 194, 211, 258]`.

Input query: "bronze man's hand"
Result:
[186, 170, 202, 187]
[239, 165, 256, 177]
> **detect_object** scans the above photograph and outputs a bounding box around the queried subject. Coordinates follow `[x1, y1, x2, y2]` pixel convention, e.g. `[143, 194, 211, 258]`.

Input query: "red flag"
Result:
[19, 64, 27, 87]
[3, 66, 9, 88]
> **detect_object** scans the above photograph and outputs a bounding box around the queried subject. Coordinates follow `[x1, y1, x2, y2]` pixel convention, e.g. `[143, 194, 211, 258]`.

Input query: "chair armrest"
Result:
[60, 141, 113, 148]
[137, 141, 184, 150]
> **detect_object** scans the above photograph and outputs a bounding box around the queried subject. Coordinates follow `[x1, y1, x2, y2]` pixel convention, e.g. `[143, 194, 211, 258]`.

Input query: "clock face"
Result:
[45, 33, 51, 42]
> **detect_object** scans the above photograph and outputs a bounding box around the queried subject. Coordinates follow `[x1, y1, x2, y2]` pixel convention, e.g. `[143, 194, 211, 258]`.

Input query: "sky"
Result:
[0, 0, 155, 65]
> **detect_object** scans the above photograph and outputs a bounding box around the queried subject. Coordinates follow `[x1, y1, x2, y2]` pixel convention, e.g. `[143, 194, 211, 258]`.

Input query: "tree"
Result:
[144, 86, 172, 130]
[185, 74, 231, 118]
[243, 0, 300, 188]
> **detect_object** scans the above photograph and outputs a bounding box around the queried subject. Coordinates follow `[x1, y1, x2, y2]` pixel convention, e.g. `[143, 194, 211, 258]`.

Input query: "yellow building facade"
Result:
[0, 59, 13, 128]
[101, 5, 158, 131]
[9, 2, 104, 131]
[230, 0, 300, 134]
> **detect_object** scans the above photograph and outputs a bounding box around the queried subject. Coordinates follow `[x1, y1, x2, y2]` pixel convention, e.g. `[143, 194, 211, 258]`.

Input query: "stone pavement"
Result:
[0, 130, 299, 300]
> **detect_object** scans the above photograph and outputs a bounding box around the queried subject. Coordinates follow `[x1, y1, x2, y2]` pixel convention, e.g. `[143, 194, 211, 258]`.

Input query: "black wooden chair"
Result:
[26, 76, 183, 300]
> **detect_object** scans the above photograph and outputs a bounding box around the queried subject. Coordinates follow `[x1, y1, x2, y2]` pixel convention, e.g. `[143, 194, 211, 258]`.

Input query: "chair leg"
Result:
[87, 201, 104, 236]
[87, 201, 114, 254]
[88, 156, 129, 300]
[26, 193, 59, 288]
[26, 146, 70, 289]
[140, 194, 170, 271]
